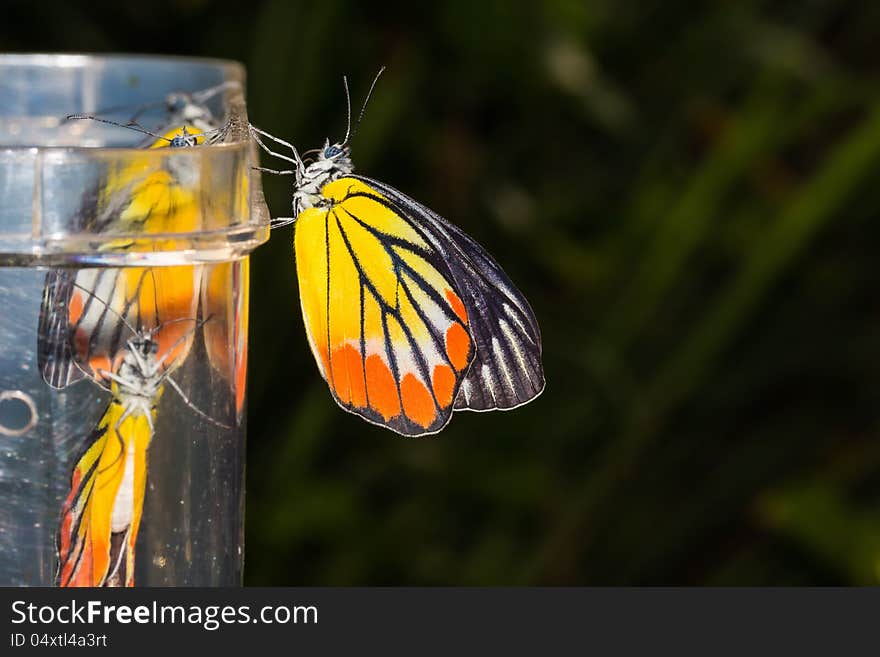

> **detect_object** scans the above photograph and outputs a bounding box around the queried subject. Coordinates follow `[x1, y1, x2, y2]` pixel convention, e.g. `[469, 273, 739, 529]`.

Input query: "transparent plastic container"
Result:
[0, 54, 269, 586]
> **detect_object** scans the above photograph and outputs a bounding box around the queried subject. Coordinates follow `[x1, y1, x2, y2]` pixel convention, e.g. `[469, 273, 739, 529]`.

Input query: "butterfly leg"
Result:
[251, 135, 299, 167]
[97, 369, 133, 390]
[269, 216, 297, 228]
[250, 124, 300, 155]
[249, 125, 304, 169]
[252, 166, 296, 176]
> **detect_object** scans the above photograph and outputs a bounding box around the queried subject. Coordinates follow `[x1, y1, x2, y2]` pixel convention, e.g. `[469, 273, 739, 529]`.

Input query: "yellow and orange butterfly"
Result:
[251, 70, 544, 436]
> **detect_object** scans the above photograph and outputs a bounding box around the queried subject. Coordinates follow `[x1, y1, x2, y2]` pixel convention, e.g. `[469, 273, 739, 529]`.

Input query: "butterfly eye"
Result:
[166, 96, 186, 112]
[169, 136, 187, 148]
[324, 145, 342, 158]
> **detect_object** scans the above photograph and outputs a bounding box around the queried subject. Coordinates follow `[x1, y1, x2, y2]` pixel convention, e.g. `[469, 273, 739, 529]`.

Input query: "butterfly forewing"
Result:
[295, 177, 475, 435]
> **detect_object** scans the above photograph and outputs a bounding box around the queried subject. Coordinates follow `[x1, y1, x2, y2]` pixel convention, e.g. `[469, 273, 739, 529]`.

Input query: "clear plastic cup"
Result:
[0, 54, 269, 586]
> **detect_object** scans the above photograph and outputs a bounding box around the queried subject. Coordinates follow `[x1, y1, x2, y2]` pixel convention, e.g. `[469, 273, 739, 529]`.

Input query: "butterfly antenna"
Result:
[65, 98, 165, 124]
[345, 66, 386, 146]
[155, 312, 234, 430]
[341, 75, 353, 145]
[66, 115, 170, 144]
[153, 314, 213, 371]
[165, 376, 233, 430]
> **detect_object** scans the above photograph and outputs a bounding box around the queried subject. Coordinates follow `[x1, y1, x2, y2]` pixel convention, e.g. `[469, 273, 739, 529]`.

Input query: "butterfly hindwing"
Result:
[294, 178, 476, 436]
[38, 266, 201, 389]
[38, 270, 87, 388]
[38, 268, 137, 388]
[351, 176, 545, 412]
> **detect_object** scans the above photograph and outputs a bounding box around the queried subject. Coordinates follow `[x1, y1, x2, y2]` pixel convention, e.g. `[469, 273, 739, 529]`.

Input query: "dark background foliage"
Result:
[5, 0, 880, 584]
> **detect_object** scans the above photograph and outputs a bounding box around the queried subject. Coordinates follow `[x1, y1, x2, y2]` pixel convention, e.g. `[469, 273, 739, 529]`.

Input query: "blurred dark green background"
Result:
[6, 0, 880, 585]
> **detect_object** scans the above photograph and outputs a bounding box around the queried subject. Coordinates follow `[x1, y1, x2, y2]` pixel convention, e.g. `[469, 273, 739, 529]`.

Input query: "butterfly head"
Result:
[164, 90, 220, 136]
[165, 92, 189, 115]
[168, 127, 200, 148]
[317, 138, 352, 169]
[295, 67, 382, 192]
[322, 143, 345, 159]
[293, 139, 353, 211]
[166, 92, 208, 124]
[114, 334, 164, 400]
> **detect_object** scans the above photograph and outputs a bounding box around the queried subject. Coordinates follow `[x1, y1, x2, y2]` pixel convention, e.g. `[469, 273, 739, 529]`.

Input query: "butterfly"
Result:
[65, 79, 243, 234]
[250, 70, 544, 436]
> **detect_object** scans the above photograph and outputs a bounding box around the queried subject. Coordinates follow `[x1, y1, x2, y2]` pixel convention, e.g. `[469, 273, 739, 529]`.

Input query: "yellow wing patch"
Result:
[58, 395, 157, 587]
[295, 177, 474, 435]
[93, 125, 205, 256]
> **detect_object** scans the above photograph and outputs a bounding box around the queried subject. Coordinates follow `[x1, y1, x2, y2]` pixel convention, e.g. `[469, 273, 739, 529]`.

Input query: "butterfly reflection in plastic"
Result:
[38, 84, 242, 586]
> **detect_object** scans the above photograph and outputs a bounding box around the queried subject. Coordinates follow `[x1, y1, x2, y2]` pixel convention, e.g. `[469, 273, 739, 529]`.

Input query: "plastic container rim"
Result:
[0, 53, 249, 150]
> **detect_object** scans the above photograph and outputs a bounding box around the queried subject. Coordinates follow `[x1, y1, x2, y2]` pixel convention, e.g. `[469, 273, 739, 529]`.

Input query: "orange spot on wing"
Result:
[63, 557, 92, 587]
[90, 355, 113, 382]
[58, 514, 74, 563]
[155, 329, 189, 369]
[401, 373, 435, 429]
[432, 364, 456, 408]
[445, 289, 468, 325]
[88, 533, 110, 586]
[445, 324, 471, 372]
[73, 328, 89, 361]
[68, 291, 84, 325]
[330, 345, 367, 408]
[365, 354, 400, 421]
[234, 345, 247, 416]
[58, 481, 80, 585]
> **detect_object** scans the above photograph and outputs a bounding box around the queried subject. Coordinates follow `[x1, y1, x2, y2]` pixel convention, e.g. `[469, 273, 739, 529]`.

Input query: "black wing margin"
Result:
[38, 270, 86, 389]
[354, 176, 544, 411]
